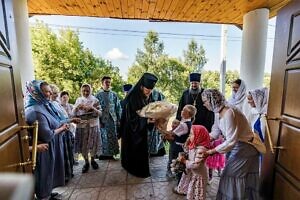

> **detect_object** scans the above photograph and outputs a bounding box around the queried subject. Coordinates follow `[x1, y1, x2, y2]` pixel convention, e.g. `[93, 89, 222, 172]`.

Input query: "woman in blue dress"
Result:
[25, 80, 68, 200]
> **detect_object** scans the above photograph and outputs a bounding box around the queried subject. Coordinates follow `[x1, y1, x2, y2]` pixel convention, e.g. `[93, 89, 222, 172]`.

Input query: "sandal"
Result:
[82, 163, 90, 173]
[91, 160, 99, 170]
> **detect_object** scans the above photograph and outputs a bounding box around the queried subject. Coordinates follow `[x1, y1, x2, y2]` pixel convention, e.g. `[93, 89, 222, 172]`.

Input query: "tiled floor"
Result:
[53, 156, 220, 200]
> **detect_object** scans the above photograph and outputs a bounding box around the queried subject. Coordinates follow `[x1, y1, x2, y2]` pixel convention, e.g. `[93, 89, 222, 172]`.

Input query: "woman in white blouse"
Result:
[200, 89, 260, 200]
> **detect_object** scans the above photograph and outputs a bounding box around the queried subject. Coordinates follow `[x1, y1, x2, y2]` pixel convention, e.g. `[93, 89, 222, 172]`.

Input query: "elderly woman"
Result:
[200, 89, 260, 200]
[49, 84, 81, 183]
[25, 80, 68, 200]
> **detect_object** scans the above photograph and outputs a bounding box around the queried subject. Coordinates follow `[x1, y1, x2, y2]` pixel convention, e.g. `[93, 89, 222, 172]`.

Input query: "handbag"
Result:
[247, 132, 266, 154]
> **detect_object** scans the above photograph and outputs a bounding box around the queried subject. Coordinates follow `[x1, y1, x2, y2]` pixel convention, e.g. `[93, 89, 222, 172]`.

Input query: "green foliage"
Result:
[225, 70, 240, 98]
[201, 71, 220, 89]
[31, 23, 271, 104]
[128, 31, 194, 103]
[30, 22, 123, 103]
[201, 70, 240, 98]
[183, 39, 207, 72]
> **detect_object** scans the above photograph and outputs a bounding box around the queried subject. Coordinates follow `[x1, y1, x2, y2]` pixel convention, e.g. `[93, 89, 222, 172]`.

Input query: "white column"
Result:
[220, 24, 227, 94]
[240, 8, 269, 90]
[12, 0, 34, 91]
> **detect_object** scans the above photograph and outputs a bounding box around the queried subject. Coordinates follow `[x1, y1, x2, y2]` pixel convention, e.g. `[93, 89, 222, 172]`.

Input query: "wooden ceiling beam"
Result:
[27, 0, 291, 26]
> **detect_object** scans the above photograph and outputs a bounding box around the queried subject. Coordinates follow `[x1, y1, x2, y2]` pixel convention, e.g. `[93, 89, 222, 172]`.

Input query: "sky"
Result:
[29, 16, 276, 80]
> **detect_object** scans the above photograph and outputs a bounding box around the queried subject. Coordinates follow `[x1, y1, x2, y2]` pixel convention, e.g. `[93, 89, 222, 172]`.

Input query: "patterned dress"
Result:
[73, 93, 101, 158]
[95, 89, 122, 156]
[177, 147, 208, 200]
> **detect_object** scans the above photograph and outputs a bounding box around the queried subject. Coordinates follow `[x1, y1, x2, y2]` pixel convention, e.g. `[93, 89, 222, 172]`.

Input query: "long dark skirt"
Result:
[63, 131, 74, 183]
[216, 142, 260, 200]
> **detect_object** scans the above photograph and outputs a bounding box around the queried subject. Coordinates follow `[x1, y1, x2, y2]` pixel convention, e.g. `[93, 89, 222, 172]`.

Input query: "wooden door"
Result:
[260, 1, 300, 199]
[0, 0, 31, 173]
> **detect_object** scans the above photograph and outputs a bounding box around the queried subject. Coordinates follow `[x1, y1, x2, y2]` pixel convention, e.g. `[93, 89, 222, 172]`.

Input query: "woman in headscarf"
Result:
[25, 80, 68, 200]
[49, 84, 80, 183]
[200, 89, 260, 200]
[247, 87, 269, 142]
[120, 72, 158, 178]
[228, 79, 249, 115]
[73, 84, 101, 173]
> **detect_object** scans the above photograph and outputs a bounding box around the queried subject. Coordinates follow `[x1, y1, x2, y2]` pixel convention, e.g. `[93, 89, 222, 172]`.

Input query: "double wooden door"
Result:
[261, 1, 300, 199]
[0, 0, 31, 173]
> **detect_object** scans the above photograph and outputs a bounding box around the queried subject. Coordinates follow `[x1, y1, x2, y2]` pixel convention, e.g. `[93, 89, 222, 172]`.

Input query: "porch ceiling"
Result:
[27, 0, 290, 26]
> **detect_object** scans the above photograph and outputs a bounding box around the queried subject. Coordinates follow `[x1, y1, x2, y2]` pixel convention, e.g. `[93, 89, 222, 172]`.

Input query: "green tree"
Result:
[183, 39, 207, 72]
[30, 22, 123, 102]
[225, 70, 240, 98]
[128, 31, 193, 103]
[201, 70, 239, 98]
[201, 71, 220, 89]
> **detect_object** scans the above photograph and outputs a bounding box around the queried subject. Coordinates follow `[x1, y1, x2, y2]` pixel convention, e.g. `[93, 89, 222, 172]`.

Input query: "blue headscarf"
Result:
[25, 80, 61, 121]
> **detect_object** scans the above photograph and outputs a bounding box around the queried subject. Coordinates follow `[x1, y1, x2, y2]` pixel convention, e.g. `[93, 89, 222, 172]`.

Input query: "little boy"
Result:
[163, 105, 197, 178]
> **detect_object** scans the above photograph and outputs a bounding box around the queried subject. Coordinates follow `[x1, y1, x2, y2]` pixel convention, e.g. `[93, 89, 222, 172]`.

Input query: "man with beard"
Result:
[176, 72, 214, 132]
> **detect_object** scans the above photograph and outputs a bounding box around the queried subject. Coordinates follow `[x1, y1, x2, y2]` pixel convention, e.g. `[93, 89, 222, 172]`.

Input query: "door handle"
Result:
[6, 121, 39, 170]
[267, 116, 285, 122]
[263, 115, 285, 154]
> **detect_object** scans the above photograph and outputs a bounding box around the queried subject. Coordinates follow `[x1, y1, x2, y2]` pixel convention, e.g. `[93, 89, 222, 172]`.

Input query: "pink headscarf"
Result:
[187, 125, 210, 150]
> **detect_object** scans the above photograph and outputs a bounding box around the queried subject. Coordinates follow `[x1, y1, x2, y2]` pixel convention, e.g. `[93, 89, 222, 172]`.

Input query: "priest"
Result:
[176, 72, 214, 132]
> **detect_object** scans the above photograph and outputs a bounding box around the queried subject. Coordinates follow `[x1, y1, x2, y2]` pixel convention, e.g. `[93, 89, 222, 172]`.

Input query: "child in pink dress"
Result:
[205, 135, 226, 181]
[174, 125, 211, 200]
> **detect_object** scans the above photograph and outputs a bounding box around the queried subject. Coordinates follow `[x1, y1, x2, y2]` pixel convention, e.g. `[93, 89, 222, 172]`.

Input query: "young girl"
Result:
[73, 84, 102, 173]
[205, 135, 226, 181]
[174, 125, 210, 200]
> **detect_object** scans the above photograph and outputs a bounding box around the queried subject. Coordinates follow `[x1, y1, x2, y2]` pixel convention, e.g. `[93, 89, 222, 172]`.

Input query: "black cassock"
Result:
[120, 91, 155, 178]
[120, 86, 158, 178]
[176, 88, 215, 132]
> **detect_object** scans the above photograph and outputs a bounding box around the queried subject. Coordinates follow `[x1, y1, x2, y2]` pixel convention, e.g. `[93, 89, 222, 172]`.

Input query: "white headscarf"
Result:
[248, 87, 269, 115]
[228, 79, 246, 106]
[201, 89, 226, 113]
[74, 84, 99, 111]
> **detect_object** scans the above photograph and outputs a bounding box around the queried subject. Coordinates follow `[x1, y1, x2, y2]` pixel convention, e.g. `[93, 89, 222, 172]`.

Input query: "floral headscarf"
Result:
[25, 80, 50, 108]
[25, 80, 61, 121]
[248, 87, 269, 115]
[187, 125, 210, 149]
[228, 79, 246, 106]
[201, 89, 226, 113]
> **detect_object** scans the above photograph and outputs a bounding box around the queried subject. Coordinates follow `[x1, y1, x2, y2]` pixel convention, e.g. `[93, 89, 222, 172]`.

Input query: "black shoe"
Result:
[91, 160, 99, 169]
[98, 155, 113, 160]
[82, 163, 89, 173]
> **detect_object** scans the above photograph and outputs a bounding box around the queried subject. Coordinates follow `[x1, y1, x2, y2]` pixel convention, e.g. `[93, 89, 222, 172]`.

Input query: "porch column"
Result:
[13, 0, 34, 91]
[240, 8, 269, 90]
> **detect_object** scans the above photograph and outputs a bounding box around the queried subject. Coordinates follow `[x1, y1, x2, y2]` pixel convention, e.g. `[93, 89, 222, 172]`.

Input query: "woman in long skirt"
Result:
[200, 89, 260, 200]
